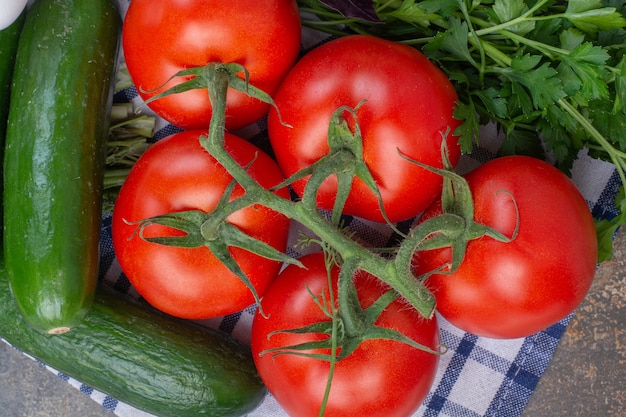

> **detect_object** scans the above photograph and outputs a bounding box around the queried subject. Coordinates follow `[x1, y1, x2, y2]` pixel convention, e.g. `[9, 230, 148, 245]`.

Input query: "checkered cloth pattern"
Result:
[3, 0, 622, 416]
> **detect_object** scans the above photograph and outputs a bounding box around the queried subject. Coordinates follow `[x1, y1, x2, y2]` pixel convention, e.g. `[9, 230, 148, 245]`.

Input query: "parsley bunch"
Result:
[298, 0, 626, 260]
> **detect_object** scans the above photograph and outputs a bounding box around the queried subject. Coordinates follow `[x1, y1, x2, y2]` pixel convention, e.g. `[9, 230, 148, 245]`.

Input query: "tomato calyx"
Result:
[396, 140, 520, 280]
[259, 254, 444, 361]
[125, 199, 301, 316]
[272, 101, 399, 231]
[136, 62, 287, 125]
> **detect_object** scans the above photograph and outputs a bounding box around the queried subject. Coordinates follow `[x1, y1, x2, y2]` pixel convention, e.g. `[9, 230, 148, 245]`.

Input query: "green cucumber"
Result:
[4, 0, 121, 334]
[0, 259, 267, 417]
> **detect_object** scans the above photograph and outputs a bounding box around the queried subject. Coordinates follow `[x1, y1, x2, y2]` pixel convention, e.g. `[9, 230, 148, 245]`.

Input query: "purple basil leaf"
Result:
[319, 0, 381, 23]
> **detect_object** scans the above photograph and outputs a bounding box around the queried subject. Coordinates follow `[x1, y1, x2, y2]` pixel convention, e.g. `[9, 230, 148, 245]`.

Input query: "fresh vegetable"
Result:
[122, 0, 302, 130]
[268, 34, 462, 223]
[298, 0, 626, 259]
[112, 129, 291, 319]
[251, 252, 441, 417]
[414, 156, 598, 339]
[0, 257, 266, 417]
[3, 0, 121, 334]
[0, 0, 27, 30]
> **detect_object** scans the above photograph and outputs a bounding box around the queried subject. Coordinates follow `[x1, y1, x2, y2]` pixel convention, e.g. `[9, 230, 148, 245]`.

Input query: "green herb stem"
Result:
[496, 29, 569, 59]
[470, 0, 551, 36]
[103, 168, 132, 190]
[558, 98, 626, 186]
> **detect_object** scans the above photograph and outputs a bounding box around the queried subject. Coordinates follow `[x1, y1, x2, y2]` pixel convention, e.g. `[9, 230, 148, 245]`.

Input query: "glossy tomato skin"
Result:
[414, 156, 598, 339]
[267, 34, 461, 223]
[122, 0, 301, 130]
[251, 252, 440, 417]
[112, 130, 291, 319]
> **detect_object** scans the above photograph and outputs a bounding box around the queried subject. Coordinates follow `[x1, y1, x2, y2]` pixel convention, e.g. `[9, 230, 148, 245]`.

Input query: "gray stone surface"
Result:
[0, 341, 112, 417]
[1, 231, 624, 417]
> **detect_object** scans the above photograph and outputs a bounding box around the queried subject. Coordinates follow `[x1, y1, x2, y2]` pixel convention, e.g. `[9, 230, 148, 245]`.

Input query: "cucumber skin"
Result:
[3, 0, 121, 333]
[0, 257, 267, 417]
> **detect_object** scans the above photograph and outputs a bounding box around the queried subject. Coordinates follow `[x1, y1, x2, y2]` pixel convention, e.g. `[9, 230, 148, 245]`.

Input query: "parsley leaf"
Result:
[426, 17, 477, 66]
[494, 55, 566, 109]
[491, 0, 535, 35]
[453, 100, 481, 153]
[565, 0, 626, 34]
[558, 42, 610, 100]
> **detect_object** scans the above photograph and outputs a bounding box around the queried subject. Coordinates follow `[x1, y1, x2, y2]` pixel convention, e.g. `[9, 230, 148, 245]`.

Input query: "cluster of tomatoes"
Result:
[111, 1, 599, 416]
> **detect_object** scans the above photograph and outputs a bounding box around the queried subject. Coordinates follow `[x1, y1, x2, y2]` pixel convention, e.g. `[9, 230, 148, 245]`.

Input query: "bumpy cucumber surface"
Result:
[3, 0, 120, 334]
[0, 257, 267, 417]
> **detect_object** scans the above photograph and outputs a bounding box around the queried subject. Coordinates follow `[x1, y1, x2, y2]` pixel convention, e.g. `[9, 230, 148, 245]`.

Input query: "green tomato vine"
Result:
[129, 63, 519, 355]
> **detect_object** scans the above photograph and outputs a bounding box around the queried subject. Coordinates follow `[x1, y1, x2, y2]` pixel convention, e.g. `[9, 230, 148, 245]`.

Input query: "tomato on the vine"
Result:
[414, 156, 598, 339]
[122, 0, 301, 130]
[251, 252, 440, 417]
[267, 34, 461, 223]
[111, 130, 291, 319]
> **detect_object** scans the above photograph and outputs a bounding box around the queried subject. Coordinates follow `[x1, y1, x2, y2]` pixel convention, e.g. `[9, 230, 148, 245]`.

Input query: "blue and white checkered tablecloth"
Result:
[4, 1, 623, 416]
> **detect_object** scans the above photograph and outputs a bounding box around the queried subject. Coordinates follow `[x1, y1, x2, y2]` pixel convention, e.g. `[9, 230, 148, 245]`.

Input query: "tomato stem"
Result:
[200, 65, 441, 318]
[319, 249, 339, 417]
[132, 62, 520, 333]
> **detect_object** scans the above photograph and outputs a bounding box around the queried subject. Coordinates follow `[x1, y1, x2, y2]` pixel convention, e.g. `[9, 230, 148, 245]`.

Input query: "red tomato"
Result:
[122, 0, 301, 130]
[251, 252, 440, 417]
[267, 34, 461, 223]
[111, 130, 291, 319]
[413, 156, 598, 339]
